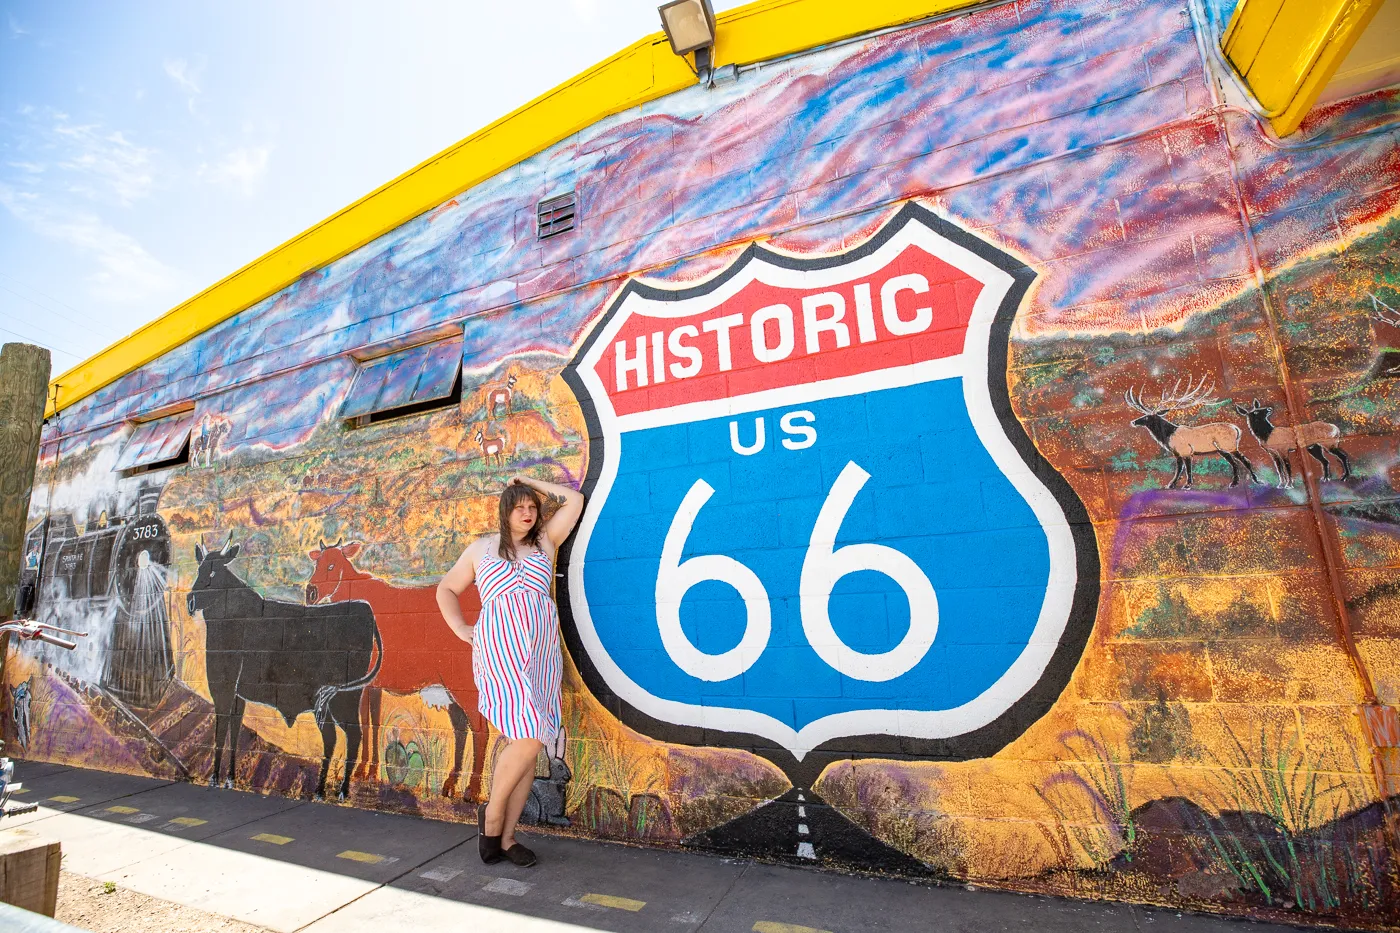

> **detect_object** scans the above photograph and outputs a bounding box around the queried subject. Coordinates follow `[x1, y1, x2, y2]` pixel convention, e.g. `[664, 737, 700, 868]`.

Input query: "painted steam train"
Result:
[20, 485, 175, 707]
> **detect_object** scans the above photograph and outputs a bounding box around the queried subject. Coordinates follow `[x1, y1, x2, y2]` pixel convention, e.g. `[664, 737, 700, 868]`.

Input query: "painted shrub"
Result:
[6, 0, 1399, 927]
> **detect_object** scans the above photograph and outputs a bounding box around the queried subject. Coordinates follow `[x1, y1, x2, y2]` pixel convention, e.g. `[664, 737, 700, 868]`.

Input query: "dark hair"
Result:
[498, 483, 544, 561]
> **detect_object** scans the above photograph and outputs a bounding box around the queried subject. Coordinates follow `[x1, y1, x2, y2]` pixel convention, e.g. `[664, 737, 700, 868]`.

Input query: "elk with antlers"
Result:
[1370, 292, 1400, 379]
[1372, 292, 1400, 328]
[1125, 375, 1258, 489]
[1233, 400, 1349, 487]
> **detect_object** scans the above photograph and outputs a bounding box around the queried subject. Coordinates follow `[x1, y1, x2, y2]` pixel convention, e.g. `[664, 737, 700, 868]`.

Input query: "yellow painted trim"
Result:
[47, 0, 987, 416]
[1222, 0, 1387, 136]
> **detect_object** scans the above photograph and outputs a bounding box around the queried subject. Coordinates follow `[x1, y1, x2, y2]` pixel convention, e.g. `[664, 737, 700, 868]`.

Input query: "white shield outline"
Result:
[559, 201, 1098, 781]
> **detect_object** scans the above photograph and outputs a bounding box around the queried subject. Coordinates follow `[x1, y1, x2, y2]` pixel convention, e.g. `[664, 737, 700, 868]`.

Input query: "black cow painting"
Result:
[187, 537, 381, 800]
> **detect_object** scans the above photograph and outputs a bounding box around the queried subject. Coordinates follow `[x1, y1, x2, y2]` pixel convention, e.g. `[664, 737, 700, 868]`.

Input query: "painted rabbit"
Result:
[520, 730, 571, 826]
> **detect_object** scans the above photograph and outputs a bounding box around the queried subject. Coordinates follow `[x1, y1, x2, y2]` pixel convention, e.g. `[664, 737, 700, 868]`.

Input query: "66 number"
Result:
[654, 460, 938, 684]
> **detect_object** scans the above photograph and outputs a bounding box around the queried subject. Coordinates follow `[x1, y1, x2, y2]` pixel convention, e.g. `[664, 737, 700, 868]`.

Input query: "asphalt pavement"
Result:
[2, 760, 1315, 933]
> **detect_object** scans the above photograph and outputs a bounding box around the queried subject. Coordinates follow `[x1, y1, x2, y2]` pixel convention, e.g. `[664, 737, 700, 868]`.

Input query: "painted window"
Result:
[113, 410, 194, 473]
[341, 337, 464, 422]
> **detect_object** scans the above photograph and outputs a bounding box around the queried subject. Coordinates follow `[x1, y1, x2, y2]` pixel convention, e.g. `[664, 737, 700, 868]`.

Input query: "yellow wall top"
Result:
[1222, 0, 1388, 136]
[47, 0, 982, 417]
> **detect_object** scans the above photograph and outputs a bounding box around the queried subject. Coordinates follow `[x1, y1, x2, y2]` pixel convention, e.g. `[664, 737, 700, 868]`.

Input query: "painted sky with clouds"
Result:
[0, 0, 748, 371]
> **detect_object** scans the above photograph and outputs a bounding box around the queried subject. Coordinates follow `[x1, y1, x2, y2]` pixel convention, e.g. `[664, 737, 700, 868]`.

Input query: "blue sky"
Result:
[0, 1, 743, 375]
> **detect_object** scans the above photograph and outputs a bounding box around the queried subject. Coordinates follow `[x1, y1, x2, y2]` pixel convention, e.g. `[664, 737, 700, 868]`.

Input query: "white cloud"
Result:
[50, 116, 156, 205]
[8, 13, 28, 37]
[199, 145, 271, 197]
[0, 184, 180, 304]
[0, 106, 179, 310]
[163, 58, 202, 113]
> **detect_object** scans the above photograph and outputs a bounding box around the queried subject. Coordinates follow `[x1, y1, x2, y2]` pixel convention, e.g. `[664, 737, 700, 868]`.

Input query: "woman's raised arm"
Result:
[511, 475, 584, 548]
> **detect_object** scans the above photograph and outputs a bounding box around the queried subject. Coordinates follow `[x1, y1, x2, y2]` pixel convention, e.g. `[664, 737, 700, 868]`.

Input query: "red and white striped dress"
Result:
[472, 546, 563, 743]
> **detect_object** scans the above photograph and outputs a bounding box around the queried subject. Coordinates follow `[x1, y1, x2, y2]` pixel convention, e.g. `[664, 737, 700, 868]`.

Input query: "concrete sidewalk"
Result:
[4, 761, 1310, 933]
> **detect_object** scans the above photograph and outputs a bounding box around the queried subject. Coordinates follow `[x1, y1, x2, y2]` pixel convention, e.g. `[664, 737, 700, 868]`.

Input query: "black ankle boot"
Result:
[478, 803, 503, 864]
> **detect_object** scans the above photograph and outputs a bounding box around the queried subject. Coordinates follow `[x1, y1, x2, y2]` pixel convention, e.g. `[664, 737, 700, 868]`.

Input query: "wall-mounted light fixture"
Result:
[658, 0, 717, 77]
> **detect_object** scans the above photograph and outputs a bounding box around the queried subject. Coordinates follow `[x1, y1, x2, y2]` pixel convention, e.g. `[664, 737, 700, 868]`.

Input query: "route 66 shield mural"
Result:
[560, 202, 1098, 783]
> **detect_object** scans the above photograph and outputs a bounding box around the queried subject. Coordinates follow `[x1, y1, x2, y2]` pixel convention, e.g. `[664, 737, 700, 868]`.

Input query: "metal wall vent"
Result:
[537, 192, 576, 239]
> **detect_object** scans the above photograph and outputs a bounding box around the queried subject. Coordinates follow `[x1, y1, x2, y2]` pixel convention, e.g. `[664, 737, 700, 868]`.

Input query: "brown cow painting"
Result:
[304, 541, 490, 801]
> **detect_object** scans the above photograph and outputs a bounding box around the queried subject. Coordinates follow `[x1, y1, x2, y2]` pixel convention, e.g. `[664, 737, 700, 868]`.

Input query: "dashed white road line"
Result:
[794, 792, 815, 859]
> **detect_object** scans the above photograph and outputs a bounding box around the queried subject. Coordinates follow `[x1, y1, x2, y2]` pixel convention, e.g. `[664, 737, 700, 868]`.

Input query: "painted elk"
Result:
[475, 428, 508, 466]
[485, 374, 518, 420]
[1370, 292, 1400, 378]
[188, 534, 381, 800]
[1125, 375, 1258, 489]
[304, 541, 490, 801]
[1372, 292, 1400, 328]
[1233, 400, 1350, 487]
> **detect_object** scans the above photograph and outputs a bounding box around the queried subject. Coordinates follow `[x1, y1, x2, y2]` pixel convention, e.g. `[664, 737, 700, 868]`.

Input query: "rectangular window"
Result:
[114, 409, 194, 474]
[342, 337, 463, 424]
[537, 192, 576, 239]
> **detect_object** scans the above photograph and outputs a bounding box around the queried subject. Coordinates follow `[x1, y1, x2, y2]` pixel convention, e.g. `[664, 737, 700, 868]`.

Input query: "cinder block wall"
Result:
[6, 0, 1399, 927]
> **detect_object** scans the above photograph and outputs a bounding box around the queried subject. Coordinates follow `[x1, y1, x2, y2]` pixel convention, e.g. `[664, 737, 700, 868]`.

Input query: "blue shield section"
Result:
[582, 376, 1052, 732]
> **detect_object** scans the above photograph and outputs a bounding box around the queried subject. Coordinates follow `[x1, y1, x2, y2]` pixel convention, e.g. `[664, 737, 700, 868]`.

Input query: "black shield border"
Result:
[558, 201, 1099, 787]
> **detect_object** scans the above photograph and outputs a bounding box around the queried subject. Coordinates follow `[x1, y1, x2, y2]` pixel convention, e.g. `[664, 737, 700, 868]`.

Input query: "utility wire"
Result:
[0, 278, 121, 339]
[0, 323, 81, 362]
[0, 269, 114, 325]
[0, 308, 83, 351]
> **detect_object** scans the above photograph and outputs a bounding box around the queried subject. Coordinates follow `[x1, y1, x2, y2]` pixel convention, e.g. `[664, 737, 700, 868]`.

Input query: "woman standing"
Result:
[437, 474, 584, 867]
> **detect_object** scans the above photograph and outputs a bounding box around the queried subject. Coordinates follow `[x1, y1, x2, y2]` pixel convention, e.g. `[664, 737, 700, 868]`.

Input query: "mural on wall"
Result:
[190, 415, 231, 468]
[1232, 399, 1349, 487]
[302, 540, 490, 802]
[21, 483, 175, 708]
[1368, 293, 1400, 379]
[5, 0, 1400, 928]
[1124, 377, 1258, 488]
[563, 203, 1097, 785]
[189, 536, 380, 801]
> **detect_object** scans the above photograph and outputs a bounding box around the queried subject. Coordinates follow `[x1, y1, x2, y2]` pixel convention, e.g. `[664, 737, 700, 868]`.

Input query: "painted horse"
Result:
[304, 541, 490, 801]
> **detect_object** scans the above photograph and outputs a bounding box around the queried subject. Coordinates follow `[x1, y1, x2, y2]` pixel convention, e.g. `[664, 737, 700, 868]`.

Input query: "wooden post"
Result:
[0, 342, 51, 683]
[0, 828, 61, 916]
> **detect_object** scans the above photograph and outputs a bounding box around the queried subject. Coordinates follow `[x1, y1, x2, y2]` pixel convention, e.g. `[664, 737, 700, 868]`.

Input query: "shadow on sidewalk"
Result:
[5, 760, 1318, 933]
